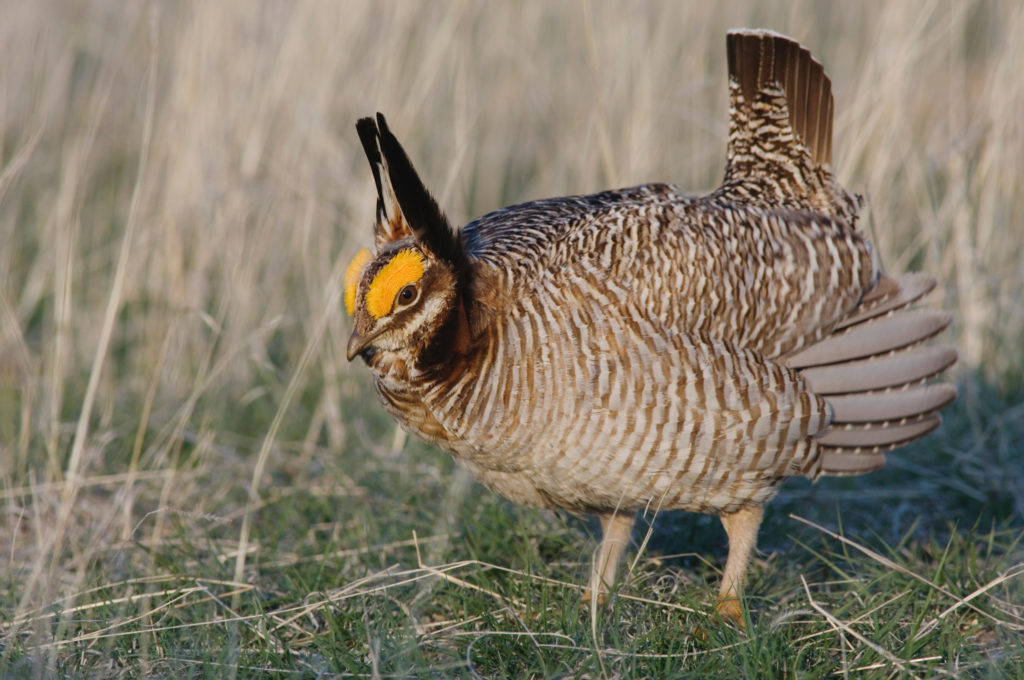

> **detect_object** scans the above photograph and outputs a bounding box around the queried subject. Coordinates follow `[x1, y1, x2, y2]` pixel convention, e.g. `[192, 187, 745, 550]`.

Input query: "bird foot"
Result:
[715, 596, 745, 629]
[579, 588, 607, 607]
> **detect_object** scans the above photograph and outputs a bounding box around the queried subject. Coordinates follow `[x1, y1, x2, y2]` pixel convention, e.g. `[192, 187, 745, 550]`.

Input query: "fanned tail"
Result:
[726, 29, 832, 166]
[721, 29, 857, 219]
[785, 273, 958, 476]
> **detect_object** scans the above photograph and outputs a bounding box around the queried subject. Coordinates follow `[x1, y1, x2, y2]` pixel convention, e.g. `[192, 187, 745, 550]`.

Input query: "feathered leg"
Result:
[585, 511, 635, 604]
[717, 504, 763, 626]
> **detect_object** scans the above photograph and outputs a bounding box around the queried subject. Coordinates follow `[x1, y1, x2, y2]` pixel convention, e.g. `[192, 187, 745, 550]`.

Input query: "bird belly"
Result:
[417, 297, 825, 516]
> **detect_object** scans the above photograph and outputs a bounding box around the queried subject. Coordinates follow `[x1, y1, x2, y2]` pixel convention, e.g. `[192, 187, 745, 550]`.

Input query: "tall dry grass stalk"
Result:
[0, 0, 1020, 657]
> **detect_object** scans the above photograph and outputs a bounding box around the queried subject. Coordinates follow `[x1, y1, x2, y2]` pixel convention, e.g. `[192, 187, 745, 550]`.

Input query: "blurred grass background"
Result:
[1, 0, 1022, 676]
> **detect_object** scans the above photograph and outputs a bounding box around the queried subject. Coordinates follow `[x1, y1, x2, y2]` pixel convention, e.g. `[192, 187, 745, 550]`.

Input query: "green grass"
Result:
[2, 1, 1023, 677]
[2, 377, 1021, 677]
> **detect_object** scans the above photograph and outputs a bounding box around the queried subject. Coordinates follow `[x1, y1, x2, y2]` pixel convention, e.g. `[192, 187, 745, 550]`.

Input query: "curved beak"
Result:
[346, 329, 368, 361]
[347, 326, 387, 361]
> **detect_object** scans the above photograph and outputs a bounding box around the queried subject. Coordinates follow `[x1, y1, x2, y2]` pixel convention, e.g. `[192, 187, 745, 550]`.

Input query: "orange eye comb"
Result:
[366, 249, 425, 319]
[344, 248, 372, 315]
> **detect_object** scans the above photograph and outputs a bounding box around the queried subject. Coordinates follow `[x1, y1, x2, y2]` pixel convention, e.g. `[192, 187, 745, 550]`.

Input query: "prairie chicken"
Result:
[344, 29, 956, 623]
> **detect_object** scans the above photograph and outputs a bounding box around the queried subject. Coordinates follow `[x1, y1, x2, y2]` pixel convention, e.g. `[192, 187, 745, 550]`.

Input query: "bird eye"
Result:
[396, 284, 418, 307]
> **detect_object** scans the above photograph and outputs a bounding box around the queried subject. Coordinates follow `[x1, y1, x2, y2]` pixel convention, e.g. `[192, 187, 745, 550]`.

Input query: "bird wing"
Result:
[461, 30, 877, 359]
[464, 190, 876, 360]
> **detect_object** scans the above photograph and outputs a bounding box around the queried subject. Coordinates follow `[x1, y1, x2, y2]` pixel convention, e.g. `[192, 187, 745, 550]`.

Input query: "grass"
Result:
[5, 389, 1022, 677]
[2, 1, 1023, 677]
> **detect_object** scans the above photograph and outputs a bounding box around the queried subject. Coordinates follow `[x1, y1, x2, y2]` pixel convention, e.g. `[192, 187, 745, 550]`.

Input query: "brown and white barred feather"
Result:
[418, 287, 831, 515]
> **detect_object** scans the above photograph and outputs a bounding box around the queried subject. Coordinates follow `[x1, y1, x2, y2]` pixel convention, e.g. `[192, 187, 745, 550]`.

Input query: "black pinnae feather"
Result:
[356, 117, 388, 225]
[375, 113, 468, 274]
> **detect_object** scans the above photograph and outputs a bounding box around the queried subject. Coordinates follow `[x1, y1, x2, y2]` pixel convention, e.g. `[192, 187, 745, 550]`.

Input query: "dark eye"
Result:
[397, 284, 418, 306]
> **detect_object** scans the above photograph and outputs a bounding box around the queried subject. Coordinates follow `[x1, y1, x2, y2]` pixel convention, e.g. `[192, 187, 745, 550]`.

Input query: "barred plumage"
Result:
[344, 30, 956, 624]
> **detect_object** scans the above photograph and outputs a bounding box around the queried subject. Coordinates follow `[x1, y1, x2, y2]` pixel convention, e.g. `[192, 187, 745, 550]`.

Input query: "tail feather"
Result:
[785, 308, 952, 369]
[801, 345, 957, 394]
[817, 415, 941, 449]
[788, 274, 958, 476]
[721, 30, 861, 219]
[817, 452, 886, 475]
[836, 272, 936, 329]
[726, 29, 833, 167]
[827, 385, 956, 424]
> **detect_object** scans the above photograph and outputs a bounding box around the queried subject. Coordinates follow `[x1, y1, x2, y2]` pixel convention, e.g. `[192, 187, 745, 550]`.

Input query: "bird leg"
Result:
[584, 511, 635, 605]
[716, 504, 764, 626]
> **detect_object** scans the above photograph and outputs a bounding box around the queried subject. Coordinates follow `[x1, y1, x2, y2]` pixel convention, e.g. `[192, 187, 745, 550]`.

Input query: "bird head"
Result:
[345, 114, 470, 367]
